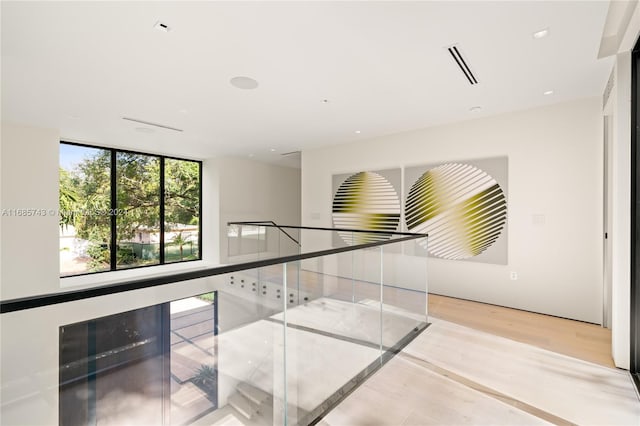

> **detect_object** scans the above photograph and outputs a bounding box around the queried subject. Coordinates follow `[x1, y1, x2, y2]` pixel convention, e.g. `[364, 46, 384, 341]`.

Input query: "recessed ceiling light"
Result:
[321, 99, 329, 103]
[230, 76, 259, 90]
[543, 90, 554, 95]
[270, 148, 276, 152]
[469, 106, 482, 112]
[533, 28, 549, 39]
[154, 21, 171, 32]
[135, 127, 155, 134]
[355, 130, 361, 134]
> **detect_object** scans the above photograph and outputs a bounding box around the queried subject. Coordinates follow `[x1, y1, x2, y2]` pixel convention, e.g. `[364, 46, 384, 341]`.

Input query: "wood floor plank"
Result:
[428, 293, 614, 368]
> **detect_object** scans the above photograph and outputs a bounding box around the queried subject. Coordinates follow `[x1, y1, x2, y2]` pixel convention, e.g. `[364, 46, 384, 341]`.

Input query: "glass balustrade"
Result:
[227, 222, 301, 262]
[1, 225, 427, 425]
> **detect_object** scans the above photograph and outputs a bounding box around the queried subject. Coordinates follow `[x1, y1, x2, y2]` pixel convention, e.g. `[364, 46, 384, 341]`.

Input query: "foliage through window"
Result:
[59, 142, 201, 276]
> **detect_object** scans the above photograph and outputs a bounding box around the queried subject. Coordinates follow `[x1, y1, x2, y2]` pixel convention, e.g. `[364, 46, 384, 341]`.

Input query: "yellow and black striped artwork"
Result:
[332, 171, 401, 245]
[405, 163, 507, 260]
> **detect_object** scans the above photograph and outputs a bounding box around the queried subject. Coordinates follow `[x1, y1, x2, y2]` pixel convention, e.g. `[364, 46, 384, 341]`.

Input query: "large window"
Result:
[59, 142, 201, 276]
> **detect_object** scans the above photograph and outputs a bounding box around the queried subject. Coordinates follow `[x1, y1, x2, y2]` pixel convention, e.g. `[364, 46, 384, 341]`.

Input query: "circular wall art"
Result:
[332, 171, 401, 245]
[405, 163, 507, 260]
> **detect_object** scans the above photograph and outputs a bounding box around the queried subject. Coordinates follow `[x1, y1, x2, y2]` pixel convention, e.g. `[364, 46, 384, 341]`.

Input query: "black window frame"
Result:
[60, 141, 203, 277]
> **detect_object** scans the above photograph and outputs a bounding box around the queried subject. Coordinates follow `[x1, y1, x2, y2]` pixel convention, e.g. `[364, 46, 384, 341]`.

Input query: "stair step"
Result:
[189, 405, 245, 426]
[227, 392, 258, 420]
[237, 382, 270, 405]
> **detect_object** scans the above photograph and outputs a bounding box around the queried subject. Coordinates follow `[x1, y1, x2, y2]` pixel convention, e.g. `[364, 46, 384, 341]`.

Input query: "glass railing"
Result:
[0, 225, 427, 425]
[227, 221, 302, 262]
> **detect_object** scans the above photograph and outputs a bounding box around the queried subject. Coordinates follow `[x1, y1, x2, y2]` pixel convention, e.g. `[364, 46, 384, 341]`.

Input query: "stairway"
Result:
[193, 381, 273, 426]
[193, 380, 312, 425]
[227, 381, 271, 421]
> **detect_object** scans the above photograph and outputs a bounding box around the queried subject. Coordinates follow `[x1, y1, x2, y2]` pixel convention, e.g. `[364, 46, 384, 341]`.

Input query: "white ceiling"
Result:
[1, 1, 613, 168]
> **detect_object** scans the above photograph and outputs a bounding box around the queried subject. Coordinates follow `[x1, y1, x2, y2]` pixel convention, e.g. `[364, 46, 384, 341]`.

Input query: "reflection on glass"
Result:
[164, 158, 200, 263]
[59, 305, 167, 426]
[116, 152, 160, 269]
[59, 143, 111, 276]
[55, 228, 427, 425]
[227, 225, 267, 259]
[59, 292, 219, 426]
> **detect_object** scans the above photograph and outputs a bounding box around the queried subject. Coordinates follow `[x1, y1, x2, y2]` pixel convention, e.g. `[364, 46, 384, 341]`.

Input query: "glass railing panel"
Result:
[168, 291, 218, 425]
[227, 223, 298, 263]
[55, 270, 290, 426]
[226, 222, 241, 257]
[297, 227, 337, 254]
[226, 224, 268, 261]
[4, 225, 427, 426]
[215, 268, 286, 426]
[380, 245, 429, 354]
[277, 226, 301, 258]
[262, 225, 281, 259]
[281, 246, 386, 425]
[57, 291, 221, 426]
[227, 223, 301, 262]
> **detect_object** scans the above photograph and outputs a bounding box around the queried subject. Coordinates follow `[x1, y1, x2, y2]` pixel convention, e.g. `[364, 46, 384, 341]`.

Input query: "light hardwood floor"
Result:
[323, 294, 638, 426]
[428, 293, 614, 368]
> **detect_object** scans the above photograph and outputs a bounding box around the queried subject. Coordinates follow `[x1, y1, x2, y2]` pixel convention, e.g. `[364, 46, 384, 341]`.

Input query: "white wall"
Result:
[608, 52, 632, 370]
[1, 271, 233, 425]
[202, 157, 221, 265]
[0, 122, 303, 298]
[0, 122, 223, 298]
[302, 98, 603, 324]
[600, 0, 640, 370]
[212, 157, 301, 263]
[0, 125, 301, 423]
[1, 123, 60, 299]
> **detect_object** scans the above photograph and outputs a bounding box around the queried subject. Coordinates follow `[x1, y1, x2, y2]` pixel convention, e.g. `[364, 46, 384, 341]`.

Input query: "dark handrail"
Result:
[227, 222, 421, 237]
[228, 220, 301, 246]
[1, 228, 427, 314]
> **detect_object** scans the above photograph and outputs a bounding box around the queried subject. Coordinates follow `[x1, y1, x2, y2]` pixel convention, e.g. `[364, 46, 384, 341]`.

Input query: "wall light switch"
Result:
[532, 214, 546, 225]
[510, 271, 518, 280]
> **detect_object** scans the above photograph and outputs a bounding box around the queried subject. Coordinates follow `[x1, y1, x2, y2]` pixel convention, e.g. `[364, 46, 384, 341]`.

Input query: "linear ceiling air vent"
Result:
[447, 45, 478, 85]
[122, 117, 183, 132]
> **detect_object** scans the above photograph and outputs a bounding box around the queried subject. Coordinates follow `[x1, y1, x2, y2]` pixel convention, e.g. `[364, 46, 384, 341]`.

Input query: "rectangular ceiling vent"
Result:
[447, 45, 479, 85]
[122, 117, 183, 132]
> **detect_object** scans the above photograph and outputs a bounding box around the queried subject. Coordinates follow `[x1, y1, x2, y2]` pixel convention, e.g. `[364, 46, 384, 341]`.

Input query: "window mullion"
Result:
[110, 149, 117, 271]
[160, 157, 165, 264]
[198, 162, 203, 261]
